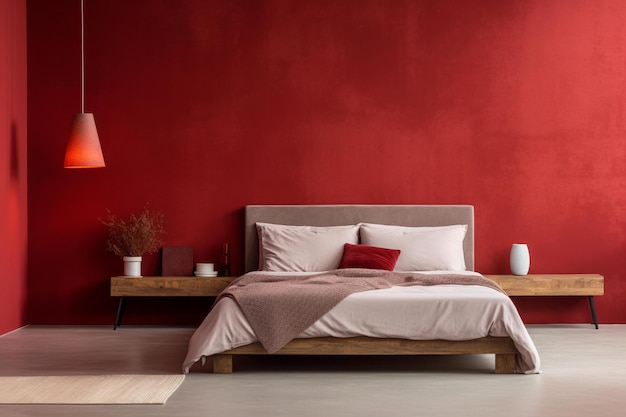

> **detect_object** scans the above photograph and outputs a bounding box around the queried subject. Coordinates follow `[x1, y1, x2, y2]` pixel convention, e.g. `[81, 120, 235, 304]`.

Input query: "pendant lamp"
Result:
[64, 0, 105, 168]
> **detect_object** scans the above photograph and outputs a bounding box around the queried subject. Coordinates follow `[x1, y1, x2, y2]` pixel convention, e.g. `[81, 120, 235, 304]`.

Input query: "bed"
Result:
[183, 205, 540, 374]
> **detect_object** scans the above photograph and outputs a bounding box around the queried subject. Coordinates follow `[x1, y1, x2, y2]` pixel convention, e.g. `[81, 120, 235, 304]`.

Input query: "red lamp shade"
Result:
[64, 113, 105, 168]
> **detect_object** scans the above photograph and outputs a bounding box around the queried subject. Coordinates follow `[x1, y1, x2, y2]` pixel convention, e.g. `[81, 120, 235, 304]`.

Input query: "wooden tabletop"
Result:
[110, 276, 235, 297]
[483, 274, 604, 296]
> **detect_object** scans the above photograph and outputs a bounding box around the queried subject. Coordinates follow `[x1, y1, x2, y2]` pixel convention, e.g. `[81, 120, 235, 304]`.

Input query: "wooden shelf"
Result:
[110, 276, 236, 329]
[484, 274, 604, 296]
[484, 273, 604, 329]
[110, 273, 605, 329]
[111, 276, 235, 297]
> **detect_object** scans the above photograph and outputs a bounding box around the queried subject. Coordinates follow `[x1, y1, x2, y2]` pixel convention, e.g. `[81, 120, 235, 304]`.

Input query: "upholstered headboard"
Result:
[244, 205, 475, 272]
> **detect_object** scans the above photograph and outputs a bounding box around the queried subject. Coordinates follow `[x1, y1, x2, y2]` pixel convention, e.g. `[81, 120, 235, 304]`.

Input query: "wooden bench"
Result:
[484, 274, 604, 329]
[110, 276, 234, 329]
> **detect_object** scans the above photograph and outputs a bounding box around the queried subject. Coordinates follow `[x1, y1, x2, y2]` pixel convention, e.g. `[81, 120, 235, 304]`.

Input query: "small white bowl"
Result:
[195, 271, 218, 277]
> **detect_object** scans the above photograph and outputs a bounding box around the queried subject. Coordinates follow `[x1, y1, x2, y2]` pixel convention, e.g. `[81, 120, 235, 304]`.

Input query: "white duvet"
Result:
[183, 271, 541, 374]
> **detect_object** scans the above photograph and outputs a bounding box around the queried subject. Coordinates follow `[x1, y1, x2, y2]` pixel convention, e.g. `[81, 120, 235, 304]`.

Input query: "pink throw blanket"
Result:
[217, 269, 505, 353]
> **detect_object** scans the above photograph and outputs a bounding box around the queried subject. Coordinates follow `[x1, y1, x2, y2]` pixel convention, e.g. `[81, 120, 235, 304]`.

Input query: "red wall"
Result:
[26, 0, 626, 325]
[1, 0, 28, 334]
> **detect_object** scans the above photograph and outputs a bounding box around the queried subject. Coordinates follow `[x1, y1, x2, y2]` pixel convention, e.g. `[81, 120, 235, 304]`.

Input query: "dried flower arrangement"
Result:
[101, 206, 165, 257]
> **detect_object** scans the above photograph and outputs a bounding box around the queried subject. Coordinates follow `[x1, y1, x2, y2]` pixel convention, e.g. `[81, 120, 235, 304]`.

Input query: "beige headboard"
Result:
[244, 205, 475, 273]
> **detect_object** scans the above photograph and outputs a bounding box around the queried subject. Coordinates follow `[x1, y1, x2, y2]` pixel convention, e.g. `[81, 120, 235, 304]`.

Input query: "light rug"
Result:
[0, 374, 185, 405]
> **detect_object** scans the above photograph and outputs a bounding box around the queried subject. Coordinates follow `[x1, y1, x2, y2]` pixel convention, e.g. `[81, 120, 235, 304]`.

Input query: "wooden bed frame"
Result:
[212, 205, 519, 374]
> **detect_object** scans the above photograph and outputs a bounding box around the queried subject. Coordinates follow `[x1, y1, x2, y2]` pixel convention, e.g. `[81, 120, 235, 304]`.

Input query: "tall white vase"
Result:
[510, 244, 530, 276]
[123, 256, 142, 277]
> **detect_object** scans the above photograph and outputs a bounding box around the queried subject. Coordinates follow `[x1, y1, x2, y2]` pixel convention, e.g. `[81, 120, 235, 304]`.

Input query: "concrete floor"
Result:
[1, 324, 625, 417]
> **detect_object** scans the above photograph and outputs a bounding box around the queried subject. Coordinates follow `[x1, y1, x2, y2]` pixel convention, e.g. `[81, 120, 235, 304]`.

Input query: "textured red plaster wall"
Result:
[27, 0, 626, 325]
[1, 0, 28, 334]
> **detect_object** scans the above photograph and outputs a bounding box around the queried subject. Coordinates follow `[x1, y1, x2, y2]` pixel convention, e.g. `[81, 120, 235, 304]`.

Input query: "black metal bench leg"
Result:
[114, 297, 125, 330]
[588, 296, 599, 329]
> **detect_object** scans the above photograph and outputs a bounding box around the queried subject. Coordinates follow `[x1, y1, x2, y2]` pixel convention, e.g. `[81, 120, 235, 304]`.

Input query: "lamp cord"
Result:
[80, 0, 85, 114]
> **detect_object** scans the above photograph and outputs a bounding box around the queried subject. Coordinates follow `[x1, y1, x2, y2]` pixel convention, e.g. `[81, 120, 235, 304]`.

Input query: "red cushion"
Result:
[339, 243, 401, 271]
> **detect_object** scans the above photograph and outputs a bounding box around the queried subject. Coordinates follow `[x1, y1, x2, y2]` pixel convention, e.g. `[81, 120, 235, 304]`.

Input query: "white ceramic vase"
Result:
[123, 256, 142, 277]
[510, 244, 530, 276]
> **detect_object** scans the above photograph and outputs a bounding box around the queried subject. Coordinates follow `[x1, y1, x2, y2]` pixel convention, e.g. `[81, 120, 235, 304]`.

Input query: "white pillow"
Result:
[257, 222, 359, 272]
[359, 223, 467, 271]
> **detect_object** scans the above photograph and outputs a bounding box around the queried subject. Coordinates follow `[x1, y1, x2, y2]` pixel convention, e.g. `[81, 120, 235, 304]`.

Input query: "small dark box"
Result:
[161, 246, 194, 276]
